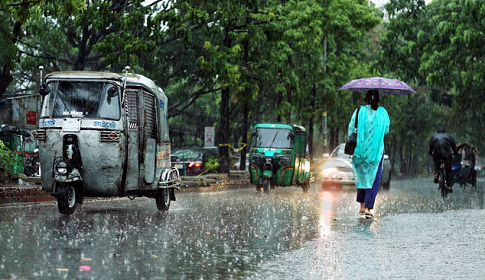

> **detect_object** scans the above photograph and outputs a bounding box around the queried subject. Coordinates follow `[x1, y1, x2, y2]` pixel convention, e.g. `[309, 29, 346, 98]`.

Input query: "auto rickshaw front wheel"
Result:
[156, 188, 171, 211]
[263, 179, 271, 193]
[57, 183, 81, 215]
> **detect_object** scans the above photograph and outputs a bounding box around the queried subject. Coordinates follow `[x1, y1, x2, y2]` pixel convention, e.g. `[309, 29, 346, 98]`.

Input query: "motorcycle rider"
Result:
[429, 125, 458, 192]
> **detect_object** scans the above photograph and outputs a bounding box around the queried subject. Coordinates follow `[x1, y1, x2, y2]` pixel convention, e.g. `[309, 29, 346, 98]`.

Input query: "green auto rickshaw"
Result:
[249, 123, 311, 193]
[0, 124, 29, 174]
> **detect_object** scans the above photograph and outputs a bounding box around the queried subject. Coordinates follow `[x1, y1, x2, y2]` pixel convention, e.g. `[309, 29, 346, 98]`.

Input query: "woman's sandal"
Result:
[365, 213, 374, 219]
[359, 210, 365, 216]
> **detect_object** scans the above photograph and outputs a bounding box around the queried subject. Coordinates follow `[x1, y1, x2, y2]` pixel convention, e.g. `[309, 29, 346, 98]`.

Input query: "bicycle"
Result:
[437, 160, 450, 200]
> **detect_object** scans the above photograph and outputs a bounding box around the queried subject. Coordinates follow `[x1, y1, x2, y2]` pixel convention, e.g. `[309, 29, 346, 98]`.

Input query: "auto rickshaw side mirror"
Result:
[288, 131, 295, 139]
[39, 83, 50, 96]
[107, 86, 119, 98]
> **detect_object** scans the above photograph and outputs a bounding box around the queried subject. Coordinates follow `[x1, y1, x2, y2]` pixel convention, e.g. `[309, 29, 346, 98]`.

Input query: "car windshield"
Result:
[252, 128, 292, 149]
[330, 144, 348, 158]
[41, 81, 120, 120]
[323, 158, 352, 169]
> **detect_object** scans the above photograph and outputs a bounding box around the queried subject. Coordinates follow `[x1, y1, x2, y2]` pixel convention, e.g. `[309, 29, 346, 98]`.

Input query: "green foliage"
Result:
[0, 0, 85, 97]
[204, 157, 220, 172]
[378, 0, 485, 177]
[0, 140, 14, 182]
[12, 0, 480, 176]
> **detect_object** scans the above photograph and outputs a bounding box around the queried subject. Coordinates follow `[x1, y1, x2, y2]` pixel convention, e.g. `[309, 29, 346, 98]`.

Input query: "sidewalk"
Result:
[0, 171, 250, 205]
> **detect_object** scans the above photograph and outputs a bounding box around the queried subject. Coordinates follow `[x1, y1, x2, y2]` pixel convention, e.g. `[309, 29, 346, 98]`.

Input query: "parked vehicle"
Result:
[233, 153, 249, 170]
[22, 137, 40, 177]
[319, 143, 391, 190]
[249, 123, 312, 193]
[453, 142, 477, 189]
[171, 147, 220, 176]
[0, 124, 35, 175]
[171, 148, 204, 176]
[34, 70, 180, 215]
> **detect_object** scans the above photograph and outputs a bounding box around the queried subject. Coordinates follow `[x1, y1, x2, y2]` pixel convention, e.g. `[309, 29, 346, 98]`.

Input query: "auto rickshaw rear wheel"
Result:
[57, 183, 78, 215]
[156, 188, 171, 211]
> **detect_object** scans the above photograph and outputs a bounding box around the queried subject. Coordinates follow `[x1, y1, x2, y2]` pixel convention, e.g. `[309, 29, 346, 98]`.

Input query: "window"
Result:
[41, 81, 120, 120]
[253, 128, 293, 149]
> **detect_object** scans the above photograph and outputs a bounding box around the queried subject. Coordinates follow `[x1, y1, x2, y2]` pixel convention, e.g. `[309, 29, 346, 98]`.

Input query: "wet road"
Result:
[0, 178, 484, 279]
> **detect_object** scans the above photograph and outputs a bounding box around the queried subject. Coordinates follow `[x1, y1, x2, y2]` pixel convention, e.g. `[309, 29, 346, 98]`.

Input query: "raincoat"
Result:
[347, 105, 390, 189]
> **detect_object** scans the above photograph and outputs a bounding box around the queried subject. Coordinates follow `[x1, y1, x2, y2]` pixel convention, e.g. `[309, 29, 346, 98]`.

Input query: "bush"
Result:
[0, 140, 14, 182]
[204, 157, 219, 173]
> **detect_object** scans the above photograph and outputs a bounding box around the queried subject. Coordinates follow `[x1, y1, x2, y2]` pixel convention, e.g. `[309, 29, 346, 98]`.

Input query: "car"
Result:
[319, 143, 391, 190]
[171, 148, 205, 176]
[171, 147, 221, 176]
[232, 153, 249, 170]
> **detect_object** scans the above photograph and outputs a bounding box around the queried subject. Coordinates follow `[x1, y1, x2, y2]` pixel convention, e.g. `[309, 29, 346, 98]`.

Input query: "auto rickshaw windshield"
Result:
[252, 128, 293, 149]
[41, 81, 121, 120]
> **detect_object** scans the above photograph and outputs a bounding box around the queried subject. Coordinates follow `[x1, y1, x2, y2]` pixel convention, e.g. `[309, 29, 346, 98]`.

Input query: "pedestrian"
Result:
[429, 125, 458, 192]
[347, 89, 390, 219]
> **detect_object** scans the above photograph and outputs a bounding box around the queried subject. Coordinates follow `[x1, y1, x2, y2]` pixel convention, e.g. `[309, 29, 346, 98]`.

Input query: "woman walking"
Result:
[348, 89, 390, 219]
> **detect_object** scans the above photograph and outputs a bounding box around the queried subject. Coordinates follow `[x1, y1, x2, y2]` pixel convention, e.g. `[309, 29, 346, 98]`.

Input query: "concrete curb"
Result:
[0, 175, 251, 206]
[0, 184, 53, 204]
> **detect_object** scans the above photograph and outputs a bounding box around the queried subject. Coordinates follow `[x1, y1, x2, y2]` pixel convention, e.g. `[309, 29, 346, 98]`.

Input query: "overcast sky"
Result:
[370, 0, 389, 8]
[370, 0, 433, 8]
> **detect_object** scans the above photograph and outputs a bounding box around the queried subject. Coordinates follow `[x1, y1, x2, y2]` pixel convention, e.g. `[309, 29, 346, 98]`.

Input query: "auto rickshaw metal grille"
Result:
[143, 91, 157, 139]
[100, 131, 121, 142]
[126, 89, 139, 130]
[32, 130, 46, 141]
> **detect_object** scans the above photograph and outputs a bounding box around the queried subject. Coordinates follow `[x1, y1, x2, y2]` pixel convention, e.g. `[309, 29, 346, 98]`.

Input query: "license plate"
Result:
[62, 118, 81, 132]
[175, 164, 183, 169]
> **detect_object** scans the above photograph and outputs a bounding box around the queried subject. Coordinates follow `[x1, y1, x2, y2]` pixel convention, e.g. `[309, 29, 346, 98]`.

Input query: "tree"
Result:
[0, 0, 85, 97]
[418, 0, 485, 154]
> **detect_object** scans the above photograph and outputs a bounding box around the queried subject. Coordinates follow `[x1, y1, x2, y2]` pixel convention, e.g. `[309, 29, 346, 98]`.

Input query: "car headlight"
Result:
[55, 161, 68, 175]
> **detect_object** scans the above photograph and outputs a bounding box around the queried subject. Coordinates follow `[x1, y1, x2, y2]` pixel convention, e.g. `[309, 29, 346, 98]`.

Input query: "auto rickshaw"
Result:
[249, 123, 312, 193]
[33, 68, 180, 215]
[0, 124, 30, 174]
[453, 142, 477, 189]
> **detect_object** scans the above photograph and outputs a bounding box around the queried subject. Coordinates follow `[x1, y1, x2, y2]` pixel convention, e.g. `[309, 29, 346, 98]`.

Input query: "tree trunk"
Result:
[309, 83, 316, 160]
[399, 144, 405, 176]
[0, 21, 23, 98]
[218, 87, 231, 174]
[276, 91, 282, 122]
[240, 102, 249, 170]
[390, 144, 397, 175]
[0, 69, 13, 98]
[240, 29, 250, 171]
[73, 24, 89, 70]
[217, 30, 232, 174]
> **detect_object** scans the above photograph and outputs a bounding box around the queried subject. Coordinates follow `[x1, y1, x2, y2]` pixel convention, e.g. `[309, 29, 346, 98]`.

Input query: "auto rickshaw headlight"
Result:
[55, 161, 68, 175]
[251, 153, 265, 166]
[275, 155, 292, 166]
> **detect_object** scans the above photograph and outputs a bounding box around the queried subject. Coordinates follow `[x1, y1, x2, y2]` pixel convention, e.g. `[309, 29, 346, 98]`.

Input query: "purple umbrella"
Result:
[339, 77, 416, 96]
